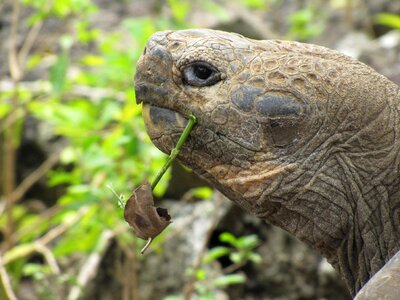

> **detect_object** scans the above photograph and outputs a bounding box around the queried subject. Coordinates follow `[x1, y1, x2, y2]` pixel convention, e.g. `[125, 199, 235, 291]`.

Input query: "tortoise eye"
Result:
[182, 62, 221, 87]
[193, 65, 212, 80]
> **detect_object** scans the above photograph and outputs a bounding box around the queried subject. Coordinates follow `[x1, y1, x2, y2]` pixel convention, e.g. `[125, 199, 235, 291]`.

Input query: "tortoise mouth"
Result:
[142, 104, 188, 128]
[142, 103, 260, 158]
[142, 104, 189, 151]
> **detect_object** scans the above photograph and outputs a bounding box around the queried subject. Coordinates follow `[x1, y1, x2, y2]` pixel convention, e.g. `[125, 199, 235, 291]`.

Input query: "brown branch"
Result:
[2, 121, 17, 250]
[2, 206, 89, 265]
[34, 242, 60, 274]
[18, 21, 43, 74]
[221, 261, 247, 275]
[3, 0, 21, 252]
[8, 0, 21, 81]
[6, 151, 61, 207]
[38, 206, 88, 246]
[0, 256, 18, 300]
[16, 205, 61, 242]
[0, 108, 24, 134]
[67, 230, 114, 300]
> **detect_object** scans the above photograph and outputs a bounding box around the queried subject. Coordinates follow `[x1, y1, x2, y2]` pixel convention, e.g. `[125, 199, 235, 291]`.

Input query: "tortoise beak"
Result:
[142, 104, 188, 139]
[134, 36, 172, 107]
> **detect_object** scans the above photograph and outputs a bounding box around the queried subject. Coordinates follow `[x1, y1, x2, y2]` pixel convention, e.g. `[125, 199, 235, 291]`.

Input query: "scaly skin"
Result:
[134, 29, 400, 296]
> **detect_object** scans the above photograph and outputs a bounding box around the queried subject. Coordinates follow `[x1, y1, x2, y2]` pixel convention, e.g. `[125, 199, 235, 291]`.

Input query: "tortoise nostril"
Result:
[152, 46, 169, 60]
[143, 47, 147, 55]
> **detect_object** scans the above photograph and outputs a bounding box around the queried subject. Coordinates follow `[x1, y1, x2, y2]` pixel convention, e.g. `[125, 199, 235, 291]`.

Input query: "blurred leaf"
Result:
[0, 102, 11, 118]
[195, 269, 207, 281]
[167, 0, 191, 23]
[47, 170, 79, 186]
[214, 273, 246, 287]
[18, 213, 50, 243]
[22, 263, 51, 280]
[60, 146, 78, 164]
[26, 54, 44, 70]
[49, 47, 70, 95]
[81, 54, 105, 66]
[237, 234, 259, 249]
[248, 252, 262, 264]
[219, 232, 239, 248]
[203, 246, 231, 263]
[123, 18, 157, 46]
[22, 0, 97, 20]
[230, 252, 244, 264]
[164, 296, 182, 300]
[288, 8, 324, 41]
[76, 19, 99, 44]
[241, 0, 268, 9]
[190, 187, 213, 199]
[375, 13, 400, 29]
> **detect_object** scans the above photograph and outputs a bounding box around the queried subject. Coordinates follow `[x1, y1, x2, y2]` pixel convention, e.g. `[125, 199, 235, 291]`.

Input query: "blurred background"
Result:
[0, 0, 399, 299]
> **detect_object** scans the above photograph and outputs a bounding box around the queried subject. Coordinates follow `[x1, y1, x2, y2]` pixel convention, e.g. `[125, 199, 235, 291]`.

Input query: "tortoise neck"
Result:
[334, 194, 400, 295]
[255, 160, 400, 296]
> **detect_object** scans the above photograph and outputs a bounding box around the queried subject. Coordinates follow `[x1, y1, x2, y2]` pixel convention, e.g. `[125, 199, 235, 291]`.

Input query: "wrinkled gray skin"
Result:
[134, 29, 400, 297]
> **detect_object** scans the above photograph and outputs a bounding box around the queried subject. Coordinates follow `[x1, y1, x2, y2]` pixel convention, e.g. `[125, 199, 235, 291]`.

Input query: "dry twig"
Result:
[0, 256, 18, 300]
[67, 230, 114, 300]
[0, 108, 24, 135]
[2, 206, 89, 265]
[3, 0, 21, 252]
[18, 21, 43, 73]
[8, 0, 21, 81]
[5, 150, 61, 207]
[34, 242, 60, 274]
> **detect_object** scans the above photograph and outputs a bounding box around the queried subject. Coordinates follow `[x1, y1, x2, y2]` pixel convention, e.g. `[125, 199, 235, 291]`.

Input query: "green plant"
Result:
[183, 232, 262, 299]
[205, 232, 262, 268]
[168, 0, 192, 24]
[288, 8, 324, 41]
[375, 13, 400, 30]
[240, 0, 269, 10]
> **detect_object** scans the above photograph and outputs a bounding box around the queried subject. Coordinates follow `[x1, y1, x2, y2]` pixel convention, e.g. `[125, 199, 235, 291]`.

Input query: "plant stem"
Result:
[2, 0, 21, 252]
[151, 113, 197, 190]
[0, 256, 18, 300]
[140, 237, 153, 254]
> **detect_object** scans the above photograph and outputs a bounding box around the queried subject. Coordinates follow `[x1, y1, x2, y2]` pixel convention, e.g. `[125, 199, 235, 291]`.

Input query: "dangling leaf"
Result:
[124, 183, 171, 240]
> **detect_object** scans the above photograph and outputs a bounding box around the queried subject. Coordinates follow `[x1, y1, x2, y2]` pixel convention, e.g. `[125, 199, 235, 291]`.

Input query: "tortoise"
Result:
[134, 29, 400, 299]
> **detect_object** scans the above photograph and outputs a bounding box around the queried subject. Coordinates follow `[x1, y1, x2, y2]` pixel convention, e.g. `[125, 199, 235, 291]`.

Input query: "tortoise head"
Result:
[134, 29, 400, 295]
[134, 29, 319, 209]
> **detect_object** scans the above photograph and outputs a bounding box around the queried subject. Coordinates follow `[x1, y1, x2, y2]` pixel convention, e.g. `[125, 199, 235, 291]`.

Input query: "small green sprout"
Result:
[107, 183, 126, 208]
